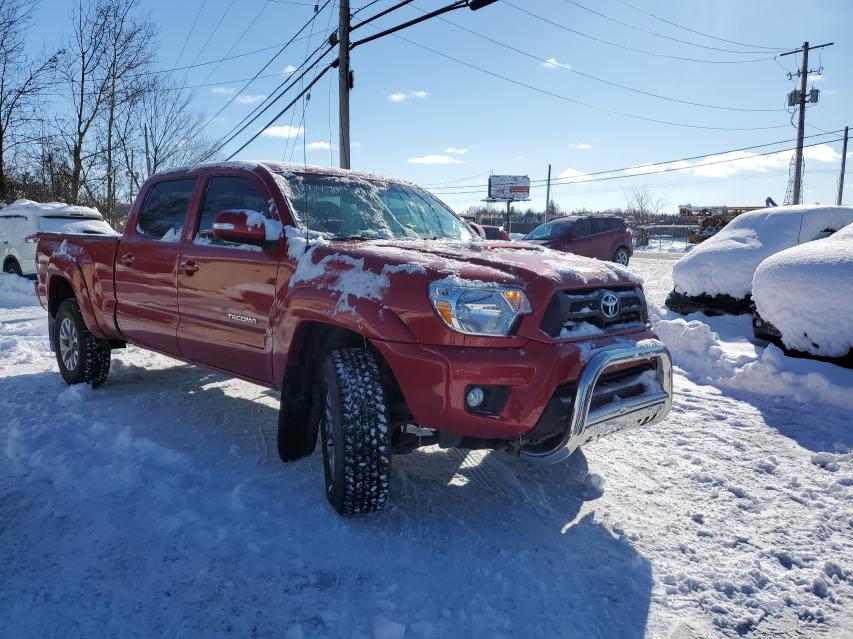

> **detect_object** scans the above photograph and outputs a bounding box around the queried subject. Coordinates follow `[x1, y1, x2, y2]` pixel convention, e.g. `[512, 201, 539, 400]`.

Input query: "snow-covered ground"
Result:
[635, 238, 692, 254]
[1, 263, 851, 639]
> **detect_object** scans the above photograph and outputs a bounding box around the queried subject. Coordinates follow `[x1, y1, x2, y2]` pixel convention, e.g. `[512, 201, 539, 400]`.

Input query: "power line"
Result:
[171, 0, 207, 70]
[412, 5, 784, 113]
[422, 170, 492, 186]
[198, 0, 333, 135]
[428, 133, 845, 194]
[615, 0, 786, 51]
[388, 31, 790, 131]
[503, 1, 778, 64]
[562, 0, 783, 55]
[199, 1, 273, 85]
[186, 0, 237, 68]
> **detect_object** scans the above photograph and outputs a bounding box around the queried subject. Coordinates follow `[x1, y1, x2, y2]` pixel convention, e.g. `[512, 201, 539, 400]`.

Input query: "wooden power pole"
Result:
[839, 126, 849, 206]
[338, 0, 351, 169]
[781, 40, 833, 204]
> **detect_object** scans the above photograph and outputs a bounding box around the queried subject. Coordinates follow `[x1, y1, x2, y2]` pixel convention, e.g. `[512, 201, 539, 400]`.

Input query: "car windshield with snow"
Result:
[280, 171, 474, 241]
[665, 204, 853, 315]
[30, 162, 672, 516]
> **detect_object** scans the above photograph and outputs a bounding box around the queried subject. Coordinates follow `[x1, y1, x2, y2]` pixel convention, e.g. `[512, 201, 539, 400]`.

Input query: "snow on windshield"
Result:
[277, 172, 473, 242]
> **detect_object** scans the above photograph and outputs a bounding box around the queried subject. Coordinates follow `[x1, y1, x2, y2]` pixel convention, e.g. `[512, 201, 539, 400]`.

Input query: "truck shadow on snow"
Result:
[4, 362, 655, 638]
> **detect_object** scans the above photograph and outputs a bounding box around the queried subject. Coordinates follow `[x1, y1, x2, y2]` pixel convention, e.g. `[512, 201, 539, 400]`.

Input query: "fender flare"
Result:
[45, 255, 108, 340]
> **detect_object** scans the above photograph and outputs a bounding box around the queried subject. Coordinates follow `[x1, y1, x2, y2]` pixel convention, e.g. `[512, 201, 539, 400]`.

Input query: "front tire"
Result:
[319, 348, 390, 516]
[55, 299, 112, 387]
[613, 246, 630, 266]
[3, 258, 22, 276]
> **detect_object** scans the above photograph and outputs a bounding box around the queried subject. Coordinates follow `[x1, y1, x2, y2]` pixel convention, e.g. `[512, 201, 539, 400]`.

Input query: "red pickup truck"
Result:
[35, 162, 672, 515]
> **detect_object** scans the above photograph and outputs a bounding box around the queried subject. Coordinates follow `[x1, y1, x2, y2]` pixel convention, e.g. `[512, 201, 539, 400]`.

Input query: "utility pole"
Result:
[506, 200, 511, 232]
[838, 126, 849, 206]
[545, 164, 552, 222]
[781, 41, 832, 204]
[338, 0, 351, 169]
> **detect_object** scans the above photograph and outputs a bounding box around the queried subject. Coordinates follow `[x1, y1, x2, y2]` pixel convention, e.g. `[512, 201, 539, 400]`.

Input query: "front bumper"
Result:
[519, 339, 672, 464]
[372, 333, 672, 453]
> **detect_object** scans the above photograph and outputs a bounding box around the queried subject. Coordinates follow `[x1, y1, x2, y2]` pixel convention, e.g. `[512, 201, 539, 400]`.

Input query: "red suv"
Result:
[524, 216, 633, 265]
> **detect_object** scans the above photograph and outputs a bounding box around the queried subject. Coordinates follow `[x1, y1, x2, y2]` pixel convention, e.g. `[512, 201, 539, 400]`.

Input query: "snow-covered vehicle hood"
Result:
[752, 223, 853, 357]
[672, 205, 853, 299]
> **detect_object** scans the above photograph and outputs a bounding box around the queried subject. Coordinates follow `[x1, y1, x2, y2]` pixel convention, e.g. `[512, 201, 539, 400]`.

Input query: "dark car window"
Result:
[197, 176, 270, 240]
[525, 221, 569, 240]
[590, 218, 612, 235]
[572, 219, 592, 238]
[607, 218, 623, 231]
[484, 227, 502, 240]
[137, 178, 197, 242]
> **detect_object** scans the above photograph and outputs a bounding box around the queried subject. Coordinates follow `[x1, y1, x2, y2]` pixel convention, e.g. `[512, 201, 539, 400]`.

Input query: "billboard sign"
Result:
[488, 175, 530, 201]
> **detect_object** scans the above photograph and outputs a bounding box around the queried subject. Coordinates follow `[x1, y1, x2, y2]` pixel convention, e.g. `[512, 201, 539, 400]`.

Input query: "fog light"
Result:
[466, 387, 485, 408]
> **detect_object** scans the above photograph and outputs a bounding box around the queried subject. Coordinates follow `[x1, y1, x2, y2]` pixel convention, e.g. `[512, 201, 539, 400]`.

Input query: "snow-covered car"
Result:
[665, 204, 853, 315]
[751, 222, 853, 364]
[0, 199, 116, 276]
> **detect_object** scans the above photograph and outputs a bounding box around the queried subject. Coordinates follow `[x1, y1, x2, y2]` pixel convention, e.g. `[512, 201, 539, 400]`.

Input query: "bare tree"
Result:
[624, 184, 666, 226]
[99, 0, 153, 223]
[0, 0, 60, 201]
[118, 74, 215, 191]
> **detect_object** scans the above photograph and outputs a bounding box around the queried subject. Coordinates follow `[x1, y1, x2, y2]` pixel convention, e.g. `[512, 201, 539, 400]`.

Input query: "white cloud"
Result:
[543, 57, 571, 70]
[388, 90, 428, 103]
[557, 168, 592, 182]
[803, 144, 840, 163]
[408, 154, 462, 165]
[445, 147, 468, 154]
[808, 73, 823, 82]
[306, 141, 332, 151]
[569, 143, 592, 150]
[261, 125, 304, 139]
[620, 144, 840, 181]
[211, 86, 236, 96]
[236, 94, 265, 105]
[282, 64, 296, 74]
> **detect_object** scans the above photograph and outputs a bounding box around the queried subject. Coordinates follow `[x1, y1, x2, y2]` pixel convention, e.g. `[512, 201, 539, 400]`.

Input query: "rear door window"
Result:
[590, 218, 611, 235]
[572, 219, 592, 238]
[136, 178, 197, 242]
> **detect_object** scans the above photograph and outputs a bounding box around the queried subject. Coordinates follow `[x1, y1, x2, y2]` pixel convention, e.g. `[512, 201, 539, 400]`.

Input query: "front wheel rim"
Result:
[58, 318, 79, 371]
[616, 250, 628, 265]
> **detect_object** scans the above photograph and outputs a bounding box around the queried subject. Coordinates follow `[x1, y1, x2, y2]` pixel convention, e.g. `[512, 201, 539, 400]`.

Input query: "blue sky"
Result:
[34, 0, 853, 213]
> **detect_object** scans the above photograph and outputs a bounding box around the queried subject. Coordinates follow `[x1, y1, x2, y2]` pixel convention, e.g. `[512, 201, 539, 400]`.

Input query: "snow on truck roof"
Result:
[672, 204, 853, 299]
[0, 199, 102, 219]
[163, 161, 419, 187]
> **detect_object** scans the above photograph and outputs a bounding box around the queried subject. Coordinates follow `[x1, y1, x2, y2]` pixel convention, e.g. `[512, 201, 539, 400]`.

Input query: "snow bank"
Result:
[656, 317, 853, 410]
[672, 205, 853, 298]
[0, 273, 37, 308]
[752, 224, 853, 357]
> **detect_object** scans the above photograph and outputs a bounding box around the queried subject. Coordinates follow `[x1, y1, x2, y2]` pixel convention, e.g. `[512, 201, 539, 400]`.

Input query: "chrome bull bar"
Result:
[520, 339, 672, 465]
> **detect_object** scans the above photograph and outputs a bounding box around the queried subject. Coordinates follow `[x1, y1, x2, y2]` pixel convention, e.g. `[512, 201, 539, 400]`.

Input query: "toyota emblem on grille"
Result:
[601, 291, 621, 320]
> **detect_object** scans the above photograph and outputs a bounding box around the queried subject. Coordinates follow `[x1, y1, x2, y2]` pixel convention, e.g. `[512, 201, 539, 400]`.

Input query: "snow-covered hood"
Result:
[672, 204, 853, 299]
[752, 223, 853, 357]
[285, 228, 642, 330]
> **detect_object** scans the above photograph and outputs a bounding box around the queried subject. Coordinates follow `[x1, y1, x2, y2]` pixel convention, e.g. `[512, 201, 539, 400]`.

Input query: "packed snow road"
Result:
[1, 259, 851, 639]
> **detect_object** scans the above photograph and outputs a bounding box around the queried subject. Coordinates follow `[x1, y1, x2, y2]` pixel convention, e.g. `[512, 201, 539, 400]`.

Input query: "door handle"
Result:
[180, 260, 199, 273]
[119, 253, 135, 265]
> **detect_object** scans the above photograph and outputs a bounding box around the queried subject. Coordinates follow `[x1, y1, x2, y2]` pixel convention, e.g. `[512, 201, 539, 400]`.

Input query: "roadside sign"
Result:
[488, 175, 530, 201]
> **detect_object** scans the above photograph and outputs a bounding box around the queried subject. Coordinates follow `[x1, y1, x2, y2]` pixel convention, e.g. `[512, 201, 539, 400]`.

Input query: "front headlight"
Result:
[429, 280, 532, 336]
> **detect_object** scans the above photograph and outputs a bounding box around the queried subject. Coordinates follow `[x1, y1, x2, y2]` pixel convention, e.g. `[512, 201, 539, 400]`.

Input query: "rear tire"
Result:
[54, 299, 111, 387]
[3, 258, 22, 276]
[319, 348, 390, 516]
[613, 246, 630, 266]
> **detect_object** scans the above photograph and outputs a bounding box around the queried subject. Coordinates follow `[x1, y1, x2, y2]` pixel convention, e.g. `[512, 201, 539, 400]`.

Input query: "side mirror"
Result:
[212, 210, 267, 244]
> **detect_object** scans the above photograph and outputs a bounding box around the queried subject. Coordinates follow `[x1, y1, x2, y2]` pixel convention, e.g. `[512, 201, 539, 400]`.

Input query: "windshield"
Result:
[525, 221, 570, 240]
[279, 172, 474, 241]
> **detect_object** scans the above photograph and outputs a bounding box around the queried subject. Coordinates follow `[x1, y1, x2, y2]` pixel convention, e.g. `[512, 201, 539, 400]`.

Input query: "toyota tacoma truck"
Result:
[34, 162, 672, 516]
